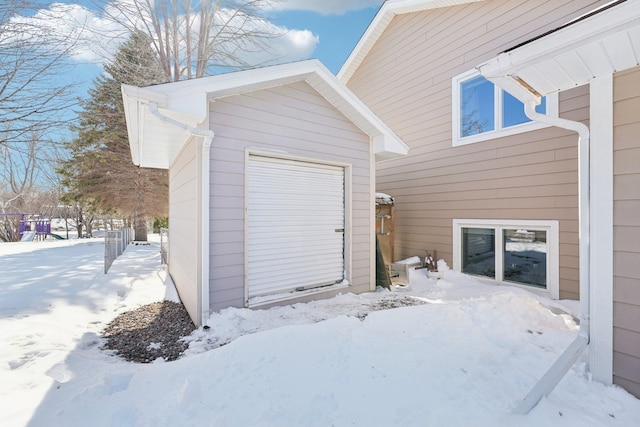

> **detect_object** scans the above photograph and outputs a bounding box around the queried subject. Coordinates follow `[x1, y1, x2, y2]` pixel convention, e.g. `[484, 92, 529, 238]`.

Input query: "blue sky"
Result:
[271, 6, 380, 73]
[25, 1, 384, 99]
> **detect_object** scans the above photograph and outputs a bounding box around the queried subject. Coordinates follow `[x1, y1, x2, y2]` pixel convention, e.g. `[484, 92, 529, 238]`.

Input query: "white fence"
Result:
[104, 228, 134, 274]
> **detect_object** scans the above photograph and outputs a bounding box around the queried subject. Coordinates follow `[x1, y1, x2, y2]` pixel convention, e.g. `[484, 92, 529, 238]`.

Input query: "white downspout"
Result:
[513, 99, 590, 414]
[148, 102, 214, 327]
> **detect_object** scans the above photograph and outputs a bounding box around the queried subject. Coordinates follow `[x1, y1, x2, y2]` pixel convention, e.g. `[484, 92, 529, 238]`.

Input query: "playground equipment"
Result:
[20, 215, 51, 239]
[20, 231, 37, 242]
[0, 213, 60, 241]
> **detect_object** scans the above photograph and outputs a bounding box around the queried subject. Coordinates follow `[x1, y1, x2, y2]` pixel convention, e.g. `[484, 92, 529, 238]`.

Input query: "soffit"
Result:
[478, 0, 640, 103]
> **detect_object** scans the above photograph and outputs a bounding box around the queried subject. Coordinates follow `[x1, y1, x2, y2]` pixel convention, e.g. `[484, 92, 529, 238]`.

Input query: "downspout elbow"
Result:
[523, 100, 589, 147]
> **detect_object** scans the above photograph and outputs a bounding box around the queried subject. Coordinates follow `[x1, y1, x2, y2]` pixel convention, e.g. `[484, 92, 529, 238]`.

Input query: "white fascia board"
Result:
[122, 84, 205, 168]
[484, 75, 542, 105]
[124, 59, 408, 165]
[194, 59, 409, 160]
[478, 0, 640, 99]
[121, 85, 139, 165]
[202, 60, 317, 98]
[338, 0, 483, 84]
[121, 84, 169, 166]
[151, 60, 316, 100]
[127, 84, 210, 127]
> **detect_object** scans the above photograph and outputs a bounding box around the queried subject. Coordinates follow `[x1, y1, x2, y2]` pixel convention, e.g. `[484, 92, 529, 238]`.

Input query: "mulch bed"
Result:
[101, 301, 196, 363]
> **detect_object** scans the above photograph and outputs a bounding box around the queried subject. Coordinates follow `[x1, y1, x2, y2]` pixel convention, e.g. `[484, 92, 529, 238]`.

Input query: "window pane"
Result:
[460, 76, 495, 137]
[503, 229, 547, 288]
[502, 92, 547, 128]
[461, 228, 495, 278]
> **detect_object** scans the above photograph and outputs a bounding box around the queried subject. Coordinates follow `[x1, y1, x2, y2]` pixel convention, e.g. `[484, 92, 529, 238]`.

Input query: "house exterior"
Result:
[122, 60, 408, 327]
[340, 0, 640, 398]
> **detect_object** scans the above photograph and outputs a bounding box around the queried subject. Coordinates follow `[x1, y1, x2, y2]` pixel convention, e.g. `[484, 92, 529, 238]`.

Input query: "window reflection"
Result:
[460, 76, 494, 137]
[503, 229, 547, 288]
[461, 228, 495, 278]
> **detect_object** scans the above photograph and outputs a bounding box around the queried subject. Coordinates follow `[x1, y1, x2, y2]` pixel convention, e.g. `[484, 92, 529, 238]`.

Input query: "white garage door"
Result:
[247, 155, 345, 298]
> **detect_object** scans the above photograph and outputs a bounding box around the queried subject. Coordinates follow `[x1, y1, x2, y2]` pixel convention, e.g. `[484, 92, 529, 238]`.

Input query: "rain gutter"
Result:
[149, 102, 213, 327]
[512, 98, 591, 414]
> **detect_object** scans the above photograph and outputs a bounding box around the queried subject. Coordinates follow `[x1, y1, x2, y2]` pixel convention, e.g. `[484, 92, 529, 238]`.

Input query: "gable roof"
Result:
[338, 0, 482, 84]
[477, 0, 640, 103]
[122, 60, 409, 169]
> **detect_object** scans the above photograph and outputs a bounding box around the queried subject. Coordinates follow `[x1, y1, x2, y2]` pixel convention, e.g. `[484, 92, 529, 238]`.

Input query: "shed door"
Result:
[247, 155, 345, 298]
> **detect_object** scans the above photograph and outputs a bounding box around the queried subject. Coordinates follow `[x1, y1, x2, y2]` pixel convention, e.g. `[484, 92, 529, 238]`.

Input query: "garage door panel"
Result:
[247, 155, 345, 298]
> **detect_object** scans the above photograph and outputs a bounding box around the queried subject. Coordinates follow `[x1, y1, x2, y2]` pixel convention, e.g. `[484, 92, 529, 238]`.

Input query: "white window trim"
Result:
[452, 69, 559, 147]
[453, 219, 559, 299]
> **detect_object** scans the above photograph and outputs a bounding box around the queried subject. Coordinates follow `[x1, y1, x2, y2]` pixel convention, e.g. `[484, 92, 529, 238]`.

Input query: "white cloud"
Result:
[12, 1, 319, 70]
[9, 3, 130, 65]
[214, 8, 319, 67]
[255, 27, 320, 65]
[272, 0, 384, 15]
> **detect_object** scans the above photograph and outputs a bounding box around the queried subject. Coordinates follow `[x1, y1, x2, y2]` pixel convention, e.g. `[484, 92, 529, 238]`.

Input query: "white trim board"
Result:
[589, 74, 614, 385]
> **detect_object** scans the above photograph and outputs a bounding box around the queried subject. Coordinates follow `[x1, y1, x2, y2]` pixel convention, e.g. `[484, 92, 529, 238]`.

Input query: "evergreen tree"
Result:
[58, 30, 168, 241]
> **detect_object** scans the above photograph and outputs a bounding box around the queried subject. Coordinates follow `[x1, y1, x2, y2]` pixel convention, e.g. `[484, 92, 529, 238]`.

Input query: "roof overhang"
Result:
[122, 85, 207, 169]
[123, 59, 409, 169]
[477, 0, 640, 103]
[338, 0, 483, 84]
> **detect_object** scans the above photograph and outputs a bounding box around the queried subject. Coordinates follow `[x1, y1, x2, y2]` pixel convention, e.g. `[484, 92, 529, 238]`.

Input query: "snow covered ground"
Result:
[1, 238, 639, 426]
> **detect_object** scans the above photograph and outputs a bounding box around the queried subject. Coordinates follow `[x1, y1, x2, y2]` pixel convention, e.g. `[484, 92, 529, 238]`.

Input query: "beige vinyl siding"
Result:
[347, 0, 608, 300]
[613, 66, 640, 398]
[168, 136, 200, 323]
[208, 80, 372, 312]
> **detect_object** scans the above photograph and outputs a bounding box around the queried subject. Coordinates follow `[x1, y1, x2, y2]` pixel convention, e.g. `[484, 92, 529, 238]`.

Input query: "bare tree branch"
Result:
[95, 0, 284, 82]
[0, 1, 81, 147]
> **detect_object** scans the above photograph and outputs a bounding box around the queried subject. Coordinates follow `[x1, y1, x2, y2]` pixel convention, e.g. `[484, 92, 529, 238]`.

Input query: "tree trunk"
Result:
[76, 206, 83, 239]
[85, 220, 93, 238]
[133, 168, 148, 241]
[134, 212, 147, 241]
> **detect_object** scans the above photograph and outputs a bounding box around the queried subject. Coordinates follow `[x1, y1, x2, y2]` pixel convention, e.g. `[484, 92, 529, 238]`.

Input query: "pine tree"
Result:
[58, 30, 168, 241]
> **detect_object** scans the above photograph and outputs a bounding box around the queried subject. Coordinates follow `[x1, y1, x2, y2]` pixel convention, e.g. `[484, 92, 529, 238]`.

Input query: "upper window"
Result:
[452, 70, 558, 146]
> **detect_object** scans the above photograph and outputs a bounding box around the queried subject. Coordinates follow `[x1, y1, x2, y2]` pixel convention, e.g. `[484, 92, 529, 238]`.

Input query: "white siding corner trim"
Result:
[589, 74, 614, 385]
[453, 219, 559, 299]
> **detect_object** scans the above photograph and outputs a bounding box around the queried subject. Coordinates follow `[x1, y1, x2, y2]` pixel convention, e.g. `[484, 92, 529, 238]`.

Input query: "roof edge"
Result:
[123, 60, 409, 167]
[338, 0, 483, 84]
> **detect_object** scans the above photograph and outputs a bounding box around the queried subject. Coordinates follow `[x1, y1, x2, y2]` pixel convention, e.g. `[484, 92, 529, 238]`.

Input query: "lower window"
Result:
[454, 219, 559, 299]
